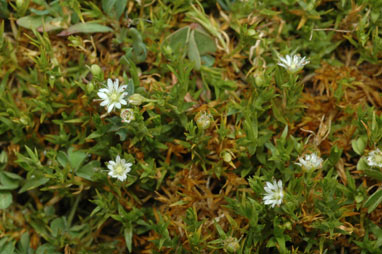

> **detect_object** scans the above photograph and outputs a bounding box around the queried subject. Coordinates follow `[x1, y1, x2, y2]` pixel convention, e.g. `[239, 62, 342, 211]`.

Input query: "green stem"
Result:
[68, 193, 81, 227]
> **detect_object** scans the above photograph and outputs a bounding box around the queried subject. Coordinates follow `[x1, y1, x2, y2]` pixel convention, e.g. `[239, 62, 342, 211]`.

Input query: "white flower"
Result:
[263, 180, 284, 208]
[97, 79, 128, 113]
[120, 108, 135, 123]
[277, 54, 309, 73]
[296, 153, 323, 171]
[107, 155, 132, 181]
[366, 148, 382, 168]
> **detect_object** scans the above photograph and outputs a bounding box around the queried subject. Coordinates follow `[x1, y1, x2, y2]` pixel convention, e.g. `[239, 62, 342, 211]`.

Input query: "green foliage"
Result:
[2, 0, 382, 253]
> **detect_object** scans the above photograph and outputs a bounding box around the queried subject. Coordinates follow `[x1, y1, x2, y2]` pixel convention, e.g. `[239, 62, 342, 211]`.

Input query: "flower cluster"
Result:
[98, 78, 149, 124]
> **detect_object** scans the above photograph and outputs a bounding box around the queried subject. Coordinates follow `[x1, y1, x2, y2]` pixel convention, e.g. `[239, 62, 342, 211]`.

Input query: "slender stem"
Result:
[68, 193, 81, 227]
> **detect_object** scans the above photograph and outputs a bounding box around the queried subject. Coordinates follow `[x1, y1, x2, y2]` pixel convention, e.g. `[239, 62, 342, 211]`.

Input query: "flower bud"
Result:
[195, 112, 212, 130]
[20, 115, 29, 125]
[16, 0, 24, 8]
[120, 108, 135, 123]
[87, 82, 94, 93]
[90, 64, 102, 79]
[222, 151, 232, 163]
[255, 74, 265, 86]
[224, 236, 240, 253]
[282, 221, 292, 230]
[247, 29, 256, 37]
[128, 93, 146, 106]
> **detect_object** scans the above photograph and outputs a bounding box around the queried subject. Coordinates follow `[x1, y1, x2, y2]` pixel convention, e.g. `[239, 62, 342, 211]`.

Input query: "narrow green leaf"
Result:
[363, 169, 382, 181]
[187, 30, 201, 70]
[58, 23, 113, 36]
[17, 15, 45, 30]
[124, 224, 133, 252]
[364, 189, 382, 213]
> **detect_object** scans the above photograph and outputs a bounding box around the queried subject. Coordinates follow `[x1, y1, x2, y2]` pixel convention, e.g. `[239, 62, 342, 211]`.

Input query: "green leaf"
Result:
[17, 233, 32, 254]
[357, 157, 369, 171]
[57, 23, 113, 36]
[188, 31, 201, 70]
[126, 79, 135, 97]
[35, 244, 60, 254]
[57, 151, 69, 168]
[0, 172, 20, 190]
[76, 161, 99, 181]
[19, 177, 49, 193]
[193, 27, 216, 55]
[364, 189, 382, 213]
[0, 0, 9, 18]
[166, 26, 189, 55]
[0, 239, 15, 254]
[124, 224, 133, 252]
[351, 135, 368, 155]
[67, 147, 87, 171]
[17, 15, 46, 30]
[102, 0, 117, 14]
[102, 0, 127, 19]
[50, 217, 67, 237]
[363, 169, 382, 181]
[0, 191, 12, 209]
[85, 132, 104, 140]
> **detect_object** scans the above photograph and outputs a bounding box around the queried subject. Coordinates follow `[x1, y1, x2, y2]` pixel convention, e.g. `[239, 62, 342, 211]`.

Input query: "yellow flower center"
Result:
[114, 164, 124, 175]
[110, 92, 119, 101]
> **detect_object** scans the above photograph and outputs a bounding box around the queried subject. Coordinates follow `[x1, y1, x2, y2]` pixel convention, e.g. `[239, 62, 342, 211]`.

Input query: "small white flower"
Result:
[107, 155, 132, 181]
[277, 54, 309, 73]
[366, 148, 382, 168]
[120, 108, 135, 123]
[97, 79, 128, 113]
[263, 180, 284, 208]
[296, 153, 323, 171]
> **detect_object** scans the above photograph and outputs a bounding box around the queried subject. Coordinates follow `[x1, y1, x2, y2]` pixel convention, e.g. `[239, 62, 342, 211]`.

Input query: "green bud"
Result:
[355, 194, 364, 203]
[196, 112, 212, 130]
[16, 0, 24, 8]
[222, 151, 232, 163]
[128, 93, 146, 106]
[90, 64, 102, 78]
[87, 82, 94, 93]
[247, 29, 256, 36]
[282, 221, 292, 230]
[255, 75, 265, 86]
[20, 115, 29, 125]
[224, 236, 240, 253]
[163, 45, 173, 55]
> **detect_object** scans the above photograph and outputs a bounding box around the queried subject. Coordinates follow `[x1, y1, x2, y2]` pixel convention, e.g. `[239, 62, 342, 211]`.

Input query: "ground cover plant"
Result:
[1, 0, 382, 253]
